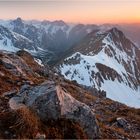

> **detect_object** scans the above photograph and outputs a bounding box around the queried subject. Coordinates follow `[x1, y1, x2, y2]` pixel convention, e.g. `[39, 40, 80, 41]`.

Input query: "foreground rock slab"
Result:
[9, 81, 100, 139]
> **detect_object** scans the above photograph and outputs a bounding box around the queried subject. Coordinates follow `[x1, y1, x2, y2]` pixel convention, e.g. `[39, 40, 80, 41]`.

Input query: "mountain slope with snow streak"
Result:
[57, 28, 140, 108]
[0, 25, 35, 52]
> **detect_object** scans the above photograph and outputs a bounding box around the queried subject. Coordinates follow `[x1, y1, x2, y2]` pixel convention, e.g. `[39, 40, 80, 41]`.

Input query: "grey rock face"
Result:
[9, 80, 100, 139]
[116, 117, 130, 131]
[3, 90, 17, 98]
[0, 59, 16, 69]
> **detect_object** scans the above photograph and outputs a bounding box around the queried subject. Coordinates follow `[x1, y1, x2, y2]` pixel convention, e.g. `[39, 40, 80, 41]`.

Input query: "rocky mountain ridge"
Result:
[57, 28, 140, 108]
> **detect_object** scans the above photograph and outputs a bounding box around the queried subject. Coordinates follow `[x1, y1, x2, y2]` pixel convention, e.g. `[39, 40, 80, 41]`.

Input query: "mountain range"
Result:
[0, 18, 140, 63]
[0, 18, 140, 139]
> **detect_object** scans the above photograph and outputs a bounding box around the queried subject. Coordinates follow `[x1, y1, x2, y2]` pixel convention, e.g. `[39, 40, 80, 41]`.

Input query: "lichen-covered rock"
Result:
[9, 81, 100, 139]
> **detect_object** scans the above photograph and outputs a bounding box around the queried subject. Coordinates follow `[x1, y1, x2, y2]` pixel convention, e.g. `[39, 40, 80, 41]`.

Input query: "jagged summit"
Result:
[52, 20, 67, 26]
[106, 27, 125, 41]
[106, 27, 137, 54]
[11, 17, 24, 27]
[41, 20, 67, 26]
[13, 17, 23, 23]
[41, 20, 51, 25]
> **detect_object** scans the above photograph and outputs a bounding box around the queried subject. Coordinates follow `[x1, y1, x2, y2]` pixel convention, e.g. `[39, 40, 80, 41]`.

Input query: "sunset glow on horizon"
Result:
[0, 0, 140, 24]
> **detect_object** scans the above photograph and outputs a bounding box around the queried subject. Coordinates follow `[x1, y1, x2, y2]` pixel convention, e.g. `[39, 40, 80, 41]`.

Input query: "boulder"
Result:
[116, 117, 130, 130]
[9, 80, 100, 139]
[3, 90, 17, 98]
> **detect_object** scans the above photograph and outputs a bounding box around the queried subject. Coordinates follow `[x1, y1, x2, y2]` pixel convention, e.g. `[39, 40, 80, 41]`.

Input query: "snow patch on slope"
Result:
[34, 58, 44, 66]
[60, 51, 127, 83]
[59, 52, 140, 108]
[0, 37, 19, 52]
[101, 80, 140, 108]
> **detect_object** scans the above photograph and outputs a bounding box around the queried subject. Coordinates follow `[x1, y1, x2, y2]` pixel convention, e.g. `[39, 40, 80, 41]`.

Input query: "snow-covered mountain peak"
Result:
[11, 17, 24, 25]
[0, 25, 35, 52]
[57, 28, 140, 108]
[108, 27, 122, 35]
[51, 20, 67, 26]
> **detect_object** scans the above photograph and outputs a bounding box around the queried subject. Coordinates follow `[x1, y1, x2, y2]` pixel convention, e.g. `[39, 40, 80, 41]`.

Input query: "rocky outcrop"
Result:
[0, 51, 49, 96]
[8, 81, 100, 139]
[116, 117, 130, 130]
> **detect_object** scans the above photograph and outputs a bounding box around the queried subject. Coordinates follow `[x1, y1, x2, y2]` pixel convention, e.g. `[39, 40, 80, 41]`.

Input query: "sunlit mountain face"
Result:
[0, 0, 140, 139]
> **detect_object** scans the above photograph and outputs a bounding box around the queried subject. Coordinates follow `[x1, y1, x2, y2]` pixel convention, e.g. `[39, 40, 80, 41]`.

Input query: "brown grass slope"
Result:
[0, 50, 140, 139]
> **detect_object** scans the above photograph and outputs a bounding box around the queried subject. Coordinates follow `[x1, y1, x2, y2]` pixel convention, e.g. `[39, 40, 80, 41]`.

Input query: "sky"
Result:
[0, 0, 140, 24]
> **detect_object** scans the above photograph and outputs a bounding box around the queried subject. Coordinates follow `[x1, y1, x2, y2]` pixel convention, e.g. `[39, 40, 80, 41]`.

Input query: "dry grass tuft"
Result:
[11, 106, 41, 139]
[44, 119, 88, 139]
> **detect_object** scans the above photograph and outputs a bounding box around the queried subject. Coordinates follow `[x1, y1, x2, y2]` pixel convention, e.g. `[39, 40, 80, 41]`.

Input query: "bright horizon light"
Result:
[0, 0, 140, 24]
